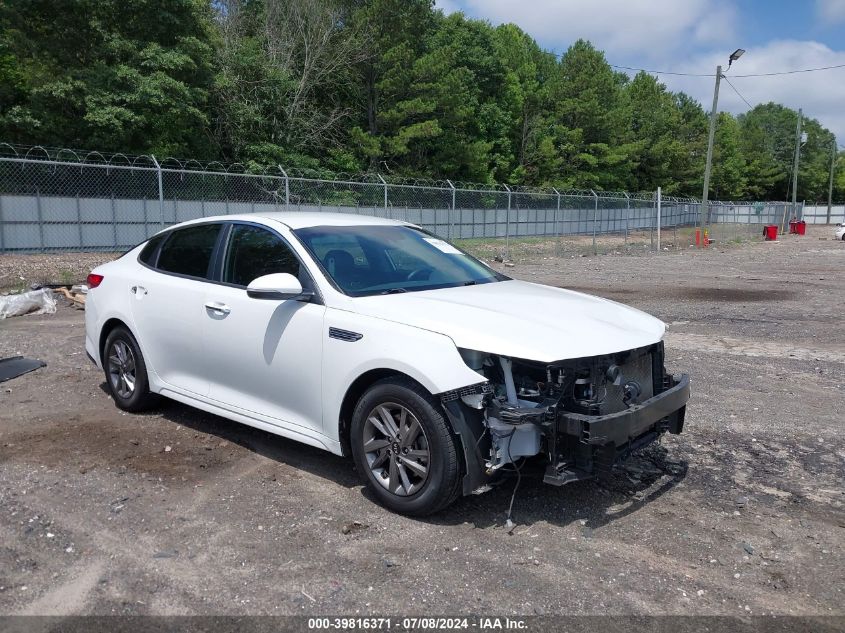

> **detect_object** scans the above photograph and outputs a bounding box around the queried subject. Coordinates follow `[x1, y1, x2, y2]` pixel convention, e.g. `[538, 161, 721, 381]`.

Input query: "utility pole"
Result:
[700, 65, 722, 231]
[791, 108, 803, 220]
[699, 49, 744, 238]
[827, 138, 837, 224]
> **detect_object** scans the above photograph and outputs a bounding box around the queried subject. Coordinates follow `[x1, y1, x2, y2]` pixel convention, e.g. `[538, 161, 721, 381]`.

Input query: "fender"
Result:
[321, 308, 486, 448]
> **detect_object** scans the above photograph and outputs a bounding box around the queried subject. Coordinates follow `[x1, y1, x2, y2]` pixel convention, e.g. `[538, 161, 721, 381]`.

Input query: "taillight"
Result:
[87, 273, 104, 289]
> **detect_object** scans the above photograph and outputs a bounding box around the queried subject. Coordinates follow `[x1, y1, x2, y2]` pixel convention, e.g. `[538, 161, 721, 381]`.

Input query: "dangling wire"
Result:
[504, 428, 523, 530]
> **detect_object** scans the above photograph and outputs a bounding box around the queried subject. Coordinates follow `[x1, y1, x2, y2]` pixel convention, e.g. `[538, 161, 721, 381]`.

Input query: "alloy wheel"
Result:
[363, 402, 430, 496]
[108, 339, 136, 399]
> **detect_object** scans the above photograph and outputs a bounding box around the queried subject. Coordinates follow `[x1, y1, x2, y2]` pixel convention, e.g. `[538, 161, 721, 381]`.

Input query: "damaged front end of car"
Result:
[439, 342, 690, 495]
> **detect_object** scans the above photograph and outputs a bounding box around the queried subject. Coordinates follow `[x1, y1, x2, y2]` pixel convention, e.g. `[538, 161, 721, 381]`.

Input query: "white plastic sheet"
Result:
[0, 288, 58, 319]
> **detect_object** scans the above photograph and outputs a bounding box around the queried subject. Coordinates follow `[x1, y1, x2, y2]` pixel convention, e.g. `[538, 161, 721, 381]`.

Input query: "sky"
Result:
[434, 0, 845, 140]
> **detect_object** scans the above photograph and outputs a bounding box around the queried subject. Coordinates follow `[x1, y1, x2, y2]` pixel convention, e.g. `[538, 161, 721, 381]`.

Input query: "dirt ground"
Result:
[0, 226, 843, 619]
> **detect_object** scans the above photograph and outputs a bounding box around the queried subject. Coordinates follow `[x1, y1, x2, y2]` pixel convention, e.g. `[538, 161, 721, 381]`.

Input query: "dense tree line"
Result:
[1, 0, 843, 200]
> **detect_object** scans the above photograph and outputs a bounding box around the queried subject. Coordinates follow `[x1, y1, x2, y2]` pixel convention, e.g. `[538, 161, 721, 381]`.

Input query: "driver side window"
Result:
[223, 224, 301, 287]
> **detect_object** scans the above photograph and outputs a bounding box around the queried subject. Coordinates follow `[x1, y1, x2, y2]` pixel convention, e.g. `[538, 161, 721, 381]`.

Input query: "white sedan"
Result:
[85, 213, 689, 515]
[836, 223, 845, 241]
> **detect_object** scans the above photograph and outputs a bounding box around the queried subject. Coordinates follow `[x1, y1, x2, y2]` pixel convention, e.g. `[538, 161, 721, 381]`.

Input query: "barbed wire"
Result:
[0, 142, 792, 206]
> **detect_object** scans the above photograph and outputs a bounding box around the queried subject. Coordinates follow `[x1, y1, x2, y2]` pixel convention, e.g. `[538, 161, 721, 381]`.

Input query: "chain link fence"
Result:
[0, 145, 804, 255]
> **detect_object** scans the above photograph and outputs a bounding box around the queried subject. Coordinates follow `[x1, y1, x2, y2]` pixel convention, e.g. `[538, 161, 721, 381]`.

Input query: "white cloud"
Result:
[664, 40, 845, 139]
[435, 0, 737, 59]
[817, 0, 845, 23]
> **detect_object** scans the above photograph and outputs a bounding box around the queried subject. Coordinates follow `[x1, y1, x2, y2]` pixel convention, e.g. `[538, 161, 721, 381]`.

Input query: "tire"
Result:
[102, 326, 158, 412]
[350, 377, 462, 516]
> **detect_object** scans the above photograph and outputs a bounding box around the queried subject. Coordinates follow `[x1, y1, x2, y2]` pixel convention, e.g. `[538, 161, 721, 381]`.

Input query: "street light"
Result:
[728, 48, 745, 68]
[699, 48, 745, 234]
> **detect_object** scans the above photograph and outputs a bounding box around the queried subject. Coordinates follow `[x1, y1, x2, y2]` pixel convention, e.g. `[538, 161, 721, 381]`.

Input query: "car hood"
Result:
[351, 279, 665, 362]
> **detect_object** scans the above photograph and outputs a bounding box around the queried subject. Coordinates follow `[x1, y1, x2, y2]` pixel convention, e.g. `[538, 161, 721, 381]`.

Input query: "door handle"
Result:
[204, 301, 231, 315]
[130, 285, 147, 296]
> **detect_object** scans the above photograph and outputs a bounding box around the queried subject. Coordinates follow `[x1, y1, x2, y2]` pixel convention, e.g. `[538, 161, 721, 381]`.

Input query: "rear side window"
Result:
[157, 224, 221, 279]
[223, 224, 300, 286]
[139, 233, 166, 267]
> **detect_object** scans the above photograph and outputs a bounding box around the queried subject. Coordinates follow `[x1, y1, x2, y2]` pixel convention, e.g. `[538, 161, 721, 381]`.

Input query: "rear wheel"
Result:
[350, 377, 461, 516]
[103, 326, 157, 412]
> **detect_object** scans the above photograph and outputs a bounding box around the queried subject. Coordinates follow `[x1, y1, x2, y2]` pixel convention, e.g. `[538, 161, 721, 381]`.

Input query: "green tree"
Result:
[738, 103, 837, 201]
[672, 92, 708, 196]
[1, 0, 841, 197]
[623, 72, 690, 193]
[548, 40, 635, 190]
[356, 11, 511, 181]
[710, 112, 747, 200]
[490, 24, 557, 184]
[0, 0, 216, 156]
[213, 0, 364, 170]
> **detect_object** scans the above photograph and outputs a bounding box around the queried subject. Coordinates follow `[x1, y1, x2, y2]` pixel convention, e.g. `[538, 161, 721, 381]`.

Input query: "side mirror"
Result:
[246, 273, 312, 301]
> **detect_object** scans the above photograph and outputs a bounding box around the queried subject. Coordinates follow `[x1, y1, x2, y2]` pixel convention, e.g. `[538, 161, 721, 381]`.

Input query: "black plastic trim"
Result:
[328, 327, 363, 342]
[440, 399, 490, 496]
[559, 373, 690, 447]
[134, 219, 324, 305]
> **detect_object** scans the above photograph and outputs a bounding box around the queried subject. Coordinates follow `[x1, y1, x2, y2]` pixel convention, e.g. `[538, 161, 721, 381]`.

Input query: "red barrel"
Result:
[796, 220, 806, 235]
[763, 225, 778, 240]
[788, 219, 797, 234]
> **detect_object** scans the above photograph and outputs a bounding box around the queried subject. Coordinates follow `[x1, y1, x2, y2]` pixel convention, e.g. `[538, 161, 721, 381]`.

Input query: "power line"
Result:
[608, 64, 714, 77]
[607, 61, 845, 79]
[731, 62, 845, 77]
[722, 75, 754, 109]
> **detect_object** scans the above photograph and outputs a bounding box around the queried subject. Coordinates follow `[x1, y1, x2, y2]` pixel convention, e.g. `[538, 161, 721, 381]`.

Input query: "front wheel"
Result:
[350, 377, 461, 516]
[103, 326, 158, 412]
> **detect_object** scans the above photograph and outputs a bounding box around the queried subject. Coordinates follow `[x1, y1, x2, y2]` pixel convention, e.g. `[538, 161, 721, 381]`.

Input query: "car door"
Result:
[202, 222, 326, 435]
[129, 222, 223, 396]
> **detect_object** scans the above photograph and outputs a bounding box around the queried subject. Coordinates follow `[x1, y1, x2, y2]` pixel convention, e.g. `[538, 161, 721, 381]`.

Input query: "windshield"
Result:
[294, 224, 508, 297]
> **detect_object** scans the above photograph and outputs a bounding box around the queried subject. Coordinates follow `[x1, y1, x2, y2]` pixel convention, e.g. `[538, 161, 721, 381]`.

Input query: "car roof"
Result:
[171, 212, 414, 231]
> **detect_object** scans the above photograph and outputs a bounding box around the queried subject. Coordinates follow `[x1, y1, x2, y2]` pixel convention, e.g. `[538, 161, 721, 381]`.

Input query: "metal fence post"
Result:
[656, 186, 661, 252]
[36, 187, 44, 251]
[447, 179, 456, 241]
[503, 184, 512, 257]
[590, 189, 598, 255]
[278, 165, 289, 209]
[623, 192, 630, 246]
[377, 174, 388, 212]
[150, 154, 164, 229]
[0, 194, 5, 253]
[552, 187, 561, 254]
[75, 194, 83, 249]
[110, 193, 117, 250]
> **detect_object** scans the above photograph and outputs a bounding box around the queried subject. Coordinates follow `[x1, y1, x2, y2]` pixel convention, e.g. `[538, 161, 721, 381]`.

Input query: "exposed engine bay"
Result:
[441, 342, 689, 492]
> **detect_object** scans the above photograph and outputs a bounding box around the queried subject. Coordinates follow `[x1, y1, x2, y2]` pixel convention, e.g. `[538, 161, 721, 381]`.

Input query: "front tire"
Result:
[351, 377, 461, 516]
[103, 326, 157, 412]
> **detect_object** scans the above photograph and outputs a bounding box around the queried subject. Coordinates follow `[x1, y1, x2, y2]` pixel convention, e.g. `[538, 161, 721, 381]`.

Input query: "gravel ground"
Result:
[0, 226, 843, 618]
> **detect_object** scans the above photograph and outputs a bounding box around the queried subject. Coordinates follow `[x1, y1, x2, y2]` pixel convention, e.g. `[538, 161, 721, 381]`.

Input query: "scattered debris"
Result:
[0, 356, 46, 383]
[0, 288, 57, 318]
[341, 521, 368, 535]
[53, 286, 86, 308]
